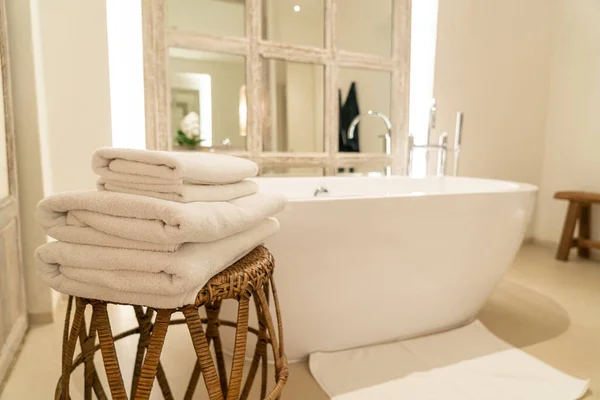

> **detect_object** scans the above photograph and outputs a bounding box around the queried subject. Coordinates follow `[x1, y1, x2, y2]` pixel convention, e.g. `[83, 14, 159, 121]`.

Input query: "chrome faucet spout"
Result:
[348, 110, 392, 141]
[313, 186, 329, 197]
[406, 106, 464, 177]
[347, 110, 393, 177]
[426, 99, 437, 144]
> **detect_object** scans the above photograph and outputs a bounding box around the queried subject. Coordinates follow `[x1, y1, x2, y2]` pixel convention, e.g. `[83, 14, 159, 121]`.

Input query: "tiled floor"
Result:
[1, 244, 599, 399]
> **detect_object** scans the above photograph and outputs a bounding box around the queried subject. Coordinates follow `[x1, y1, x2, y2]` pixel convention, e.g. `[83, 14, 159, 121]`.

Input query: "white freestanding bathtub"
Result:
[225, 176, 537, 362]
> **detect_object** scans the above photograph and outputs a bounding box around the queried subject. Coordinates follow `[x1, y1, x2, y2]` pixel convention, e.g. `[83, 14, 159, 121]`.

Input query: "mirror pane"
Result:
[338, 68, 391, 154]
[336, 0, 393, 58]
[168, 0, 245, 37]
[261, 167, 324, 177]
[169, 48, 247, 150]
[263, 0, 324, 48]
[262, 59, 325, 152]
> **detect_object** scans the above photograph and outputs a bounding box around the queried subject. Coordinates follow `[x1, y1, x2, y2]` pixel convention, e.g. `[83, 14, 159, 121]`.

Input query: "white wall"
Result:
[534, 0, 600, 245]
[106, 0, 145, 149]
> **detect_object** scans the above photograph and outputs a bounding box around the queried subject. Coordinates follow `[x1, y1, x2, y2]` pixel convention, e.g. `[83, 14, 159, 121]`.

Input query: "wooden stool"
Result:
[55, 246, 288, 400]
[555, 191, 600, 261]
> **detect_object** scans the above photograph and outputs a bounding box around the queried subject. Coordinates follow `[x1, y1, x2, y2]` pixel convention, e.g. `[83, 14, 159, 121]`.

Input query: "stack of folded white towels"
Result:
[35, 148, 286, 308]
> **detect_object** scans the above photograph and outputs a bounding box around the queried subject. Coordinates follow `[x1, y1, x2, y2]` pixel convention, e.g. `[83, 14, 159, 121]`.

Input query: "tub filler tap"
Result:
[313, 186, 329, 197]
[348, 110, 392, 177]
[407, 110, 464, 177]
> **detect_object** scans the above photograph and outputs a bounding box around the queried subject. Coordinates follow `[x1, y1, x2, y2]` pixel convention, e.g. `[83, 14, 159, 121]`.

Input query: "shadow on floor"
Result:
[478, 279, 570, 348]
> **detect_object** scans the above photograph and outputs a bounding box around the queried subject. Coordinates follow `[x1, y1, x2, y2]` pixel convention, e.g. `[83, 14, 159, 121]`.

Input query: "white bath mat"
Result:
[309, 320, 589, 399]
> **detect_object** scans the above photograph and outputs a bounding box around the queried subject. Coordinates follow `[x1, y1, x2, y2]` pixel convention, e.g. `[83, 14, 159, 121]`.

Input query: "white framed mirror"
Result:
[141, 0, 411, 175]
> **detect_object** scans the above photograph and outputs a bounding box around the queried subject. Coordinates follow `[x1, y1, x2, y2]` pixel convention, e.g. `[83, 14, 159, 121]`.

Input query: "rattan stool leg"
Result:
[60, 298, 86, 399]
[78, 312, 107, 400]
[94, 302, 128, 400]
[131, 306, 174, 400]
[270, 276, 285, 360]
[184, 326, 223, 400]
[133, 309, 173, 400]
[226, 296, 251, 400]
[183, 305, 225, 400]
[206, 302, 229, 396]
[130, 306, 152, 397]
[239, 294, 269, 400]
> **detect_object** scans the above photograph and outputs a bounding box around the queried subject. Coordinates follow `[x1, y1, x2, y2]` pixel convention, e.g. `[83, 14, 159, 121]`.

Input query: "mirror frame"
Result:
[141, 0, 411, 175]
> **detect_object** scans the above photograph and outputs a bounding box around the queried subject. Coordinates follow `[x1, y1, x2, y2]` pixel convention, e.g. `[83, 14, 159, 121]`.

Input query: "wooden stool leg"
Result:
[578, 203, 591, 259]
[557, 201, 580, 261]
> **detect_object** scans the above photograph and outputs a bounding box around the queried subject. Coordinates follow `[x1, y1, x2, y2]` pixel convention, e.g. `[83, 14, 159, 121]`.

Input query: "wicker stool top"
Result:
[194, 245, 274, 307]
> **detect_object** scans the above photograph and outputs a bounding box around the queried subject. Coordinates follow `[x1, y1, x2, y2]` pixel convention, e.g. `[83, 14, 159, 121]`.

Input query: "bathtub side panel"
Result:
[265, 190, 536, 360]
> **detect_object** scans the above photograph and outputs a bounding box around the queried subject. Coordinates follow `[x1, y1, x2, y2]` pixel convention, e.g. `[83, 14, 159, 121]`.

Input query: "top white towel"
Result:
[92, 147, 259, 185]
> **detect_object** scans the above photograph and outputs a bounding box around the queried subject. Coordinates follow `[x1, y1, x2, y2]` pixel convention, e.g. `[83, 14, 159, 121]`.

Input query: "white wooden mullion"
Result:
[246, 0, 263, 156]
[258, 41, 329, 64]
[324, 0, 338, 175]
[390, 0, 412, 174]
[169, 30, 249, 55]
[142, 0, 169, 150]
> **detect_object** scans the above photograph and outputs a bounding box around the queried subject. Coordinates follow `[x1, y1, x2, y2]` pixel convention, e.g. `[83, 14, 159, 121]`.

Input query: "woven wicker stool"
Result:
[56, 245, 288, 400]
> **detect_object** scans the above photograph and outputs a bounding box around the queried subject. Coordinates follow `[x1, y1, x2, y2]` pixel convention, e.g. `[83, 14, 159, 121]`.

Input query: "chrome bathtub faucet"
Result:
[407, 109, 464, 177]
[348, 110, 392, 177]
[313, 186, 329, 197]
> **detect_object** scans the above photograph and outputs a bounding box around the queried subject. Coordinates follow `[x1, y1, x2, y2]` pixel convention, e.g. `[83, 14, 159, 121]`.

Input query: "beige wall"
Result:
[7, 0, 112, 317]
[433, 0, 556, 237]
[7, 0, 55, 317]
[433, 0, 555, 184]
[534, 0, 600, 245]
[35, 0, 112, 193]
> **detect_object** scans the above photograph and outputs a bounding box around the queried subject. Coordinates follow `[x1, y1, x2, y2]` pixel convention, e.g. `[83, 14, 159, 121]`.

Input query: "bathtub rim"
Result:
[252, 175, 538, 202]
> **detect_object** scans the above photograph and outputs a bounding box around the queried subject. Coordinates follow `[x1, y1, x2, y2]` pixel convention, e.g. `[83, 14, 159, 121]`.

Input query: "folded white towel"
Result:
[92, 147, 258, 185]
[37, 190, 286, 251]
[36, 218, 279, 308]
[96, 178, 259, 203]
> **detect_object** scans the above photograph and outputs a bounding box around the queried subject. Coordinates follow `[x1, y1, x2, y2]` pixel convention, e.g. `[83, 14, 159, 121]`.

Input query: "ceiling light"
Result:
[293, 5, 300, 12]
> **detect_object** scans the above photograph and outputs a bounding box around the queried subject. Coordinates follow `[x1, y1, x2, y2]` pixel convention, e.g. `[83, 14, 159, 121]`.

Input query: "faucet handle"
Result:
[429, 99, 437, 130]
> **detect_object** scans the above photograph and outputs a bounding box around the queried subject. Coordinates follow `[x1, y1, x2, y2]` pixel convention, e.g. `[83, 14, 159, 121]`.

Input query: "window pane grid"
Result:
[146, 0, 410, 175]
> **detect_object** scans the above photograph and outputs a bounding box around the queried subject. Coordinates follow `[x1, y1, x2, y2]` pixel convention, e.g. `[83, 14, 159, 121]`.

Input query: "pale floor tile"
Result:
[1, 244, 599, 399]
